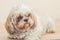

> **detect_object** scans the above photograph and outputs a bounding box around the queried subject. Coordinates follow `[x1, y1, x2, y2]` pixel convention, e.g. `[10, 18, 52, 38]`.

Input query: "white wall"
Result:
[0, 0, 60, 23]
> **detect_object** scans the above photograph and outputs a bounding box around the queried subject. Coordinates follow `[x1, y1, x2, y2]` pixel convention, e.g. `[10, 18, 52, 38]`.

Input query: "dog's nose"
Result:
[24, 19, 28, 22]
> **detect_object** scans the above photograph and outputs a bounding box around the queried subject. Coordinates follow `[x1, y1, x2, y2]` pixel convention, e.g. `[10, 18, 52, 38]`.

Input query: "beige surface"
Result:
[0, 19, 60, 40]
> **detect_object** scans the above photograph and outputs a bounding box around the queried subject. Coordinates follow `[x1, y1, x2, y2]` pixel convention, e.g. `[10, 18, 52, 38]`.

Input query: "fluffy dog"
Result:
[5, 5, 55, 40]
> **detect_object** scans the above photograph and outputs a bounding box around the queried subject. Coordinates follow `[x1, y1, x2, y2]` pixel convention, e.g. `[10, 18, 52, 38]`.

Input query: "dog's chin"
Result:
[15, 23, 32, 32]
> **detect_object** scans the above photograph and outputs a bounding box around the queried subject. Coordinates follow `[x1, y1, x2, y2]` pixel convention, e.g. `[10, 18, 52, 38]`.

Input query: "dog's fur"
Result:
[5, 5, 55, 40]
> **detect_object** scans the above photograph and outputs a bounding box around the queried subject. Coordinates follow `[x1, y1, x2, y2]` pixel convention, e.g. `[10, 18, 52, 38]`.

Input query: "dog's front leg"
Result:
[24, 35, 39, 40]
[24, 31, 41, 40]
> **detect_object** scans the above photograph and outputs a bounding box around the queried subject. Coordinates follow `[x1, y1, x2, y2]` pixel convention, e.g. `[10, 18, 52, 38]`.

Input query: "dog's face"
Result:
[14, 12, 34, 32]
[5, 5, 36, 34]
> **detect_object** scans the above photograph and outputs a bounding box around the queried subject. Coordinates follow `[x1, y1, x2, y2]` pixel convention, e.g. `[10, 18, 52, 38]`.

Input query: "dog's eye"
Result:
[27, 13, 31, 17]
[28, 13, 31, 16]
[17, 16, 23, 22]
[17, 16, 23, 19]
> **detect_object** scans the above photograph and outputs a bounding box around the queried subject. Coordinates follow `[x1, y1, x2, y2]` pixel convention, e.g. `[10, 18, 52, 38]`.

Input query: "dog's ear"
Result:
[5, 13, 16, 35]
[31, 13, 37, 29]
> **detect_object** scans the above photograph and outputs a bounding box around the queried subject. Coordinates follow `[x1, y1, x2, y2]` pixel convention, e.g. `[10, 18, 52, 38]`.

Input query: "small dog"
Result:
[5, 5, 55, 40]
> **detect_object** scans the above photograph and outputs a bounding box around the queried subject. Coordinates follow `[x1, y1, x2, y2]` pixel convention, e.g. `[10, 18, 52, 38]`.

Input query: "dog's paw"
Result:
[47, 27, 56, 33]
[8, 36, 24, 40]
[8, 36, 17, 39]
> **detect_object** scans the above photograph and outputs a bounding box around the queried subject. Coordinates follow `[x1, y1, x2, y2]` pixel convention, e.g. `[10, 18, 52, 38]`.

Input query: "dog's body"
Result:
[5, 5, 55, 40]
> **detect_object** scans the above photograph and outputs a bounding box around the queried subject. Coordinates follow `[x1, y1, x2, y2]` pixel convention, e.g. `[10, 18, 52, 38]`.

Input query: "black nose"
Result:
[24, 19, 28, 22]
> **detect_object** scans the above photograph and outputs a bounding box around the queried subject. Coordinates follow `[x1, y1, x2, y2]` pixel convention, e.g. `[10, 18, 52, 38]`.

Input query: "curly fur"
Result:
[5, 5, 55, 40]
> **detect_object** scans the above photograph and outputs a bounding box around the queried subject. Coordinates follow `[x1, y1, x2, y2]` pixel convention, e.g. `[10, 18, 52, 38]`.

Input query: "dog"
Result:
[5, 5, 55, 40]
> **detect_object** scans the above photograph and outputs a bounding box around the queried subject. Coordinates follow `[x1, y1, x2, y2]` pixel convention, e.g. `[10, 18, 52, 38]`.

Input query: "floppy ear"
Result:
[5, 13, 17, 35]
[31, 13, 37, 29]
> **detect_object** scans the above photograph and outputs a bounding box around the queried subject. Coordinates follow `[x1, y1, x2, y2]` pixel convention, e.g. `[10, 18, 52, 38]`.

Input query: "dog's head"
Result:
[9, 5, 37, 32]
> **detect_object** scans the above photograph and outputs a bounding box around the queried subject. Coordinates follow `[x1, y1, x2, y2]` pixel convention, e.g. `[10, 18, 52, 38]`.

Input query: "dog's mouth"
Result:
[20, 23, 30, 29]
[15, 23, 31, 32]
